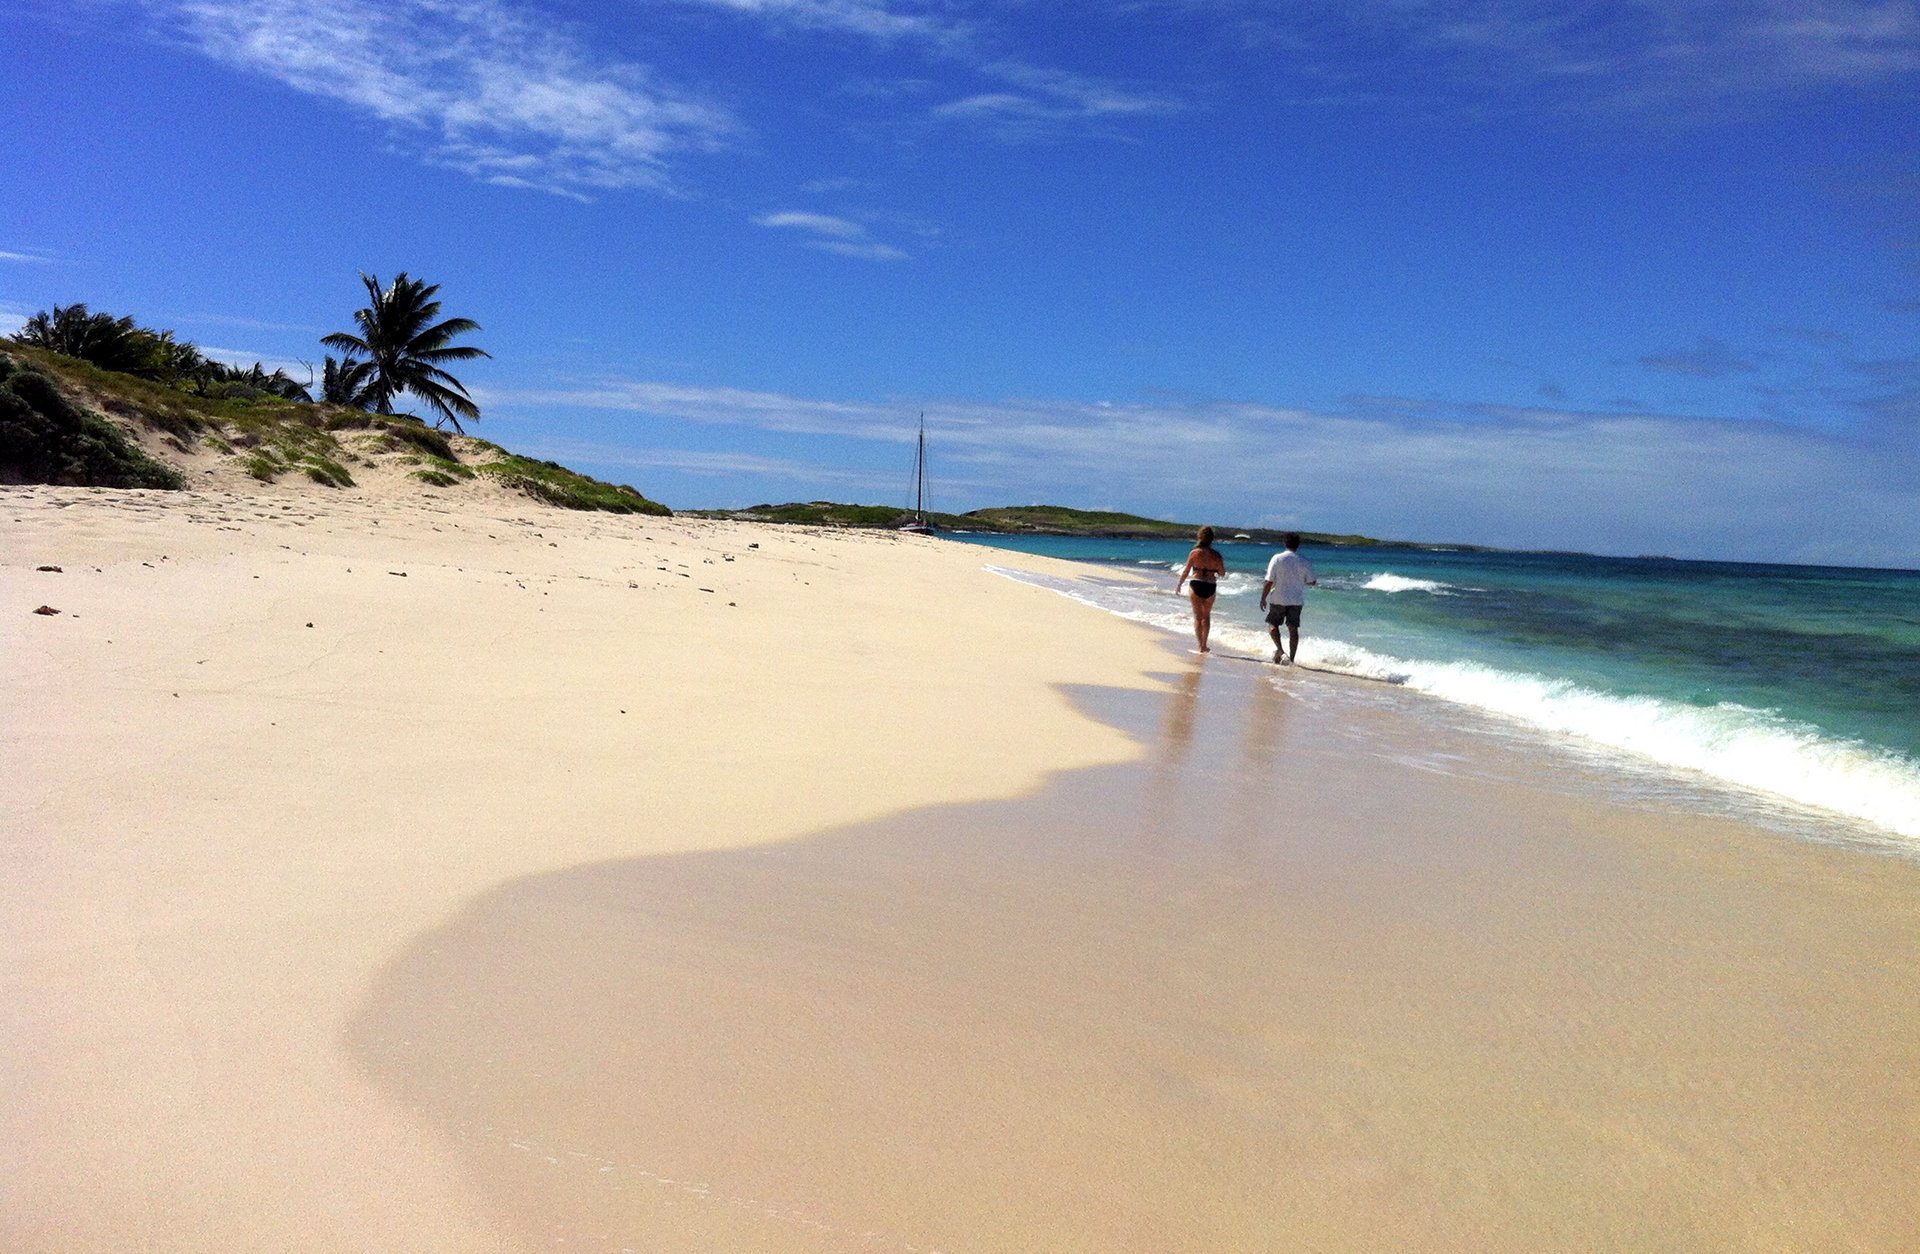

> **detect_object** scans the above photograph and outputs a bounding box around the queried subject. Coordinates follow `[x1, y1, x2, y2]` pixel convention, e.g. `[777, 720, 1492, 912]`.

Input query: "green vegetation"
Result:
[322, 273, 489, 432]
[0, 352, 184, 489]
[0, 340, 669, 514]
[9, 273, 489, 437]
[467, 442, 670, 514]
[0, 284, 672, 514]
[302, 455, 355, 488]
[683, 498, 1408, 545]
[322, 411, 457, 460]
[12, 304, 310, 400]
[698, 500, 961, 527]
[962, 505, 1192, 535]
[321, 354, 377, 408]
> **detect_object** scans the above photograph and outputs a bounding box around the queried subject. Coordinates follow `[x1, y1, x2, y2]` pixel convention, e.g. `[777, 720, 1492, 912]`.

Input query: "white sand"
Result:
[0, 482, 1169, 1251]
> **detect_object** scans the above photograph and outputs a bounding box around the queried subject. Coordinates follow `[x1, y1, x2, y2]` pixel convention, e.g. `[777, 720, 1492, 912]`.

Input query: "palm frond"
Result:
[325, 272, 488, 429]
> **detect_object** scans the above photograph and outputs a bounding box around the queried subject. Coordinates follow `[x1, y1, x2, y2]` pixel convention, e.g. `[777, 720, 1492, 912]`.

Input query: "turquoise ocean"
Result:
[949, 534, 1920, 843]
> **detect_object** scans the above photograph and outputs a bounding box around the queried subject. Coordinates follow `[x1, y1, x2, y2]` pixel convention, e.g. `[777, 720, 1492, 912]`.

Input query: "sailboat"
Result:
[898, 413, 934, 534]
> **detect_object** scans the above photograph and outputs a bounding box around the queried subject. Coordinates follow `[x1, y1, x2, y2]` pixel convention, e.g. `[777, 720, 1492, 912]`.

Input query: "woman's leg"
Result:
[1191, 592, 1212, 652]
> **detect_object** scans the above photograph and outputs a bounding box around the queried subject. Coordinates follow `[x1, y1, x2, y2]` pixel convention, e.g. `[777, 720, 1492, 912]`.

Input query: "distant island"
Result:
[685, 501, 1488, 550]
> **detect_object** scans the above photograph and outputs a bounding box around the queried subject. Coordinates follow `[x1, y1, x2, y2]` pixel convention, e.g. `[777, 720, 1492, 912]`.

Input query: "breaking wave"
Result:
[987, 564, 1920, 840]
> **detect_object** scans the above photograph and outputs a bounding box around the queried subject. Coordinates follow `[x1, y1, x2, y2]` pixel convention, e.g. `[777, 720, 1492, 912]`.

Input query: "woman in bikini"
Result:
[1175, 526, 1227, 654]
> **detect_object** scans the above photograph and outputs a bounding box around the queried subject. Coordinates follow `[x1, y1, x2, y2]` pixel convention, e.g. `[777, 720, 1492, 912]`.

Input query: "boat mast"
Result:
[915, 413, 926, 523]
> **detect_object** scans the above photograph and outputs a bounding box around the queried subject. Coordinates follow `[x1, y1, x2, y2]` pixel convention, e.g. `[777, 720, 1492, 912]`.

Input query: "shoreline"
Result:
[6, 483, 1920, 1250]
[985, 556, 1920, 847]
[357, 651, 1920, 1252]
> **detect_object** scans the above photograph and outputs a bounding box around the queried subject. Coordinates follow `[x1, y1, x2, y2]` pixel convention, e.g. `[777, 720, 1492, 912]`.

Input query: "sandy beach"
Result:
[7, 483, 1920, 1252]
[1, 482, 1165, 1250]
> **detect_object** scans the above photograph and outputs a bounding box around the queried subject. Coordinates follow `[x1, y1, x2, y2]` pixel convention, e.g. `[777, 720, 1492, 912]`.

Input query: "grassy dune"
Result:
[0, 344, 668, 514]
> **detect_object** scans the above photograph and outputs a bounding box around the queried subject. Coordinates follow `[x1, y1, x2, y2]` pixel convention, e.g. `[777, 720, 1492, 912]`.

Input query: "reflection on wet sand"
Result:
[351, 660, 1920, 1253]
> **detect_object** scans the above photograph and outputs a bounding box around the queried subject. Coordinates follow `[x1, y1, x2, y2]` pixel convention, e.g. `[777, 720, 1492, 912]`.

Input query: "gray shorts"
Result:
[1265, 602, 1302, 628]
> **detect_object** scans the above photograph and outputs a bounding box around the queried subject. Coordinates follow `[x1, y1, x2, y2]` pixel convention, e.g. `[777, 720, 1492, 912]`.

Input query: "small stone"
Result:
[36, 565, 62, 573]
[33, 605, 59, 615]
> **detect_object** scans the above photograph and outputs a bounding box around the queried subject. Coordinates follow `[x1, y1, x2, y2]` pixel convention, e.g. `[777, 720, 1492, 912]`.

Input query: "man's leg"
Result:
[1267, 622, 1284, 663]
[1287, 621, 1300, 663]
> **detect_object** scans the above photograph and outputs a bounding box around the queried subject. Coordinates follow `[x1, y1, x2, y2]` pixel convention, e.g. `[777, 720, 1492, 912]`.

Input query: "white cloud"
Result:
[200, 345, 318, 379]
[928, 71, 1179, 136]
[150, 0, 734, 197]
[0, 311, 27, 337]
[487, 376, 1920, 564]
[663, 0, 1184, 137]
[661, 0, 955, 43]
[1227, 0, 1920, 113]
[0, 250, 54, 264]
[752, 211, 911, 259]
[485, 378, 902, 436]
[511, 440, 913, 490]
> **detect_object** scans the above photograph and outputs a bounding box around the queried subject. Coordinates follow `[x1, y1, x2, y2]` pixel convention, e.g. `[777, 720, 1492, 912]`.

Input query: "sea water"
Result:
[948, 535, 1920, 842]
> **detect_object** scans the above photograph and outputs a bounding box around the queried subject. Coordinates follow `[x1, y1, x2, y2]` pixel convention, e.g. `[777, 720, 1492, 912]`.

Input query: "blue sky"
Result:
[4, 0, 1919, 563]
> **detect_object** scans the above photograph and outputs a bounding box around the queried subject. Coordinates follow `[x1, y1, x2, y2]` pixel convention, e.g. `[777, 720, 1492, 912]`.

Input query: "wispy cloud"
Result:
[1220, 0, 1920, 115]
[665, 0, 1184, 138]
[1639, 337, 1759, 378]
[199, 345, 317, 378]
[931, 62, 1182, 137]
[0, 249, 55, 264]
[185, 313, 327, 333]
[511, 439, 912, 490]
[488, 375, 1920, 563]
[147, 0, 734, 197]
[752, 210, 911, 259]
[660, 0, 958, 44]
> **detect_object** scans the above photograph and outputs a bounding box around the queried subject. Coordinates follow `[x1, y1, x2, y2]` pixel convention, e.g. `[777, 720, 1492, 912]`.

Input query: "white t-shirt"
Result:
[1265, 551, 1315, 604]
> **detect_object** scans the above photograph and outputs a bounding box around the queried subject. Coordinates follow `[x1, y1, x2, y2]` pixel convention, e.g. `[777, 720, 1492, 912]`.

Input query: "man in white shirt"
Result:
[1259, 533, 1317, 665]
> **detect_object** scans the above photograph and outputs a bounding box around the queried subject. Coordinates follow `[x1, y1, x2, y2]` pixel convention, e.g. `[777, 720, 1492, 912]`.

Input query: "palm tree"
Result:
[12, 304, 157, 376]
[321, 354, 378, 408]
[322, 273, 490, 432]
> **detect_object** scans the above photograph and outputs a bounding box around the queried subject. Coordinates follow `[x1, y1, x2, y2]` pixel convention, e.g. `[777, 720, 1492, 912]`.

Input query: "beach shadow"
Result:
[347, 672, 1920, 1254]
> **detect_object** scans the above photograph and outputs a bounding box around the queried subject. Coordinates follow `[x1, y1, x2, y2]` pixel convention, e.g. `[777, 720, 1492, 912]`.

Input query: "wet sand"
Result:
[353, 654, 1920, 1253]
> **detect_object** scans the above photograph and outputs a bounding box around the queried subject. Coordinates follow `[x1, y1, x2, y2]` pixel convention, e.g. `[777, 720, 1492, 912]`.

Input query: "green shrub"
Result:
[475, 453, 670, 514]
[0, 353, 184, 489]
[323, 412, 455, 460]
[301, 456, 354, 488]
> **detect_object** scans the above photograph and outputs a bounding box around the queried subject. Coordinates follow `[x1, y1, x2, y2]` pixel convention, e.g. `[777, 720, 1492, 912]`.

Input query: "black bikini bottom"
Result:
[1190, 580, 1217, 599]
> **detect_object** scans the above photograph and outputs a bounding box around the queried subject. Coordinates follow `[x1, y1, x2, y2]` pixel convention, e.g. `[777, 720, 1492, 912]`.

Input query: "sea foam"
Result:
[1360, 572, 1453, 594]
[985, 564, 1920, 841]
